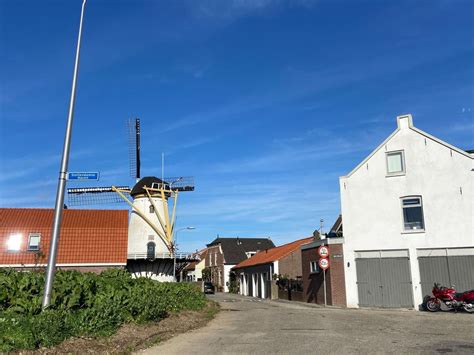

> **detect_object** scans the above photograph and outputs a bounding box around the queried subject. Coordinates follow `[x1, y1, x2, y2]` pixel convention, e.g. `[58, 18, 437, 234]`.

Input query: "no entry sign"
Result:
[318, 245, 330, 258]
[319, 258, 330, 270]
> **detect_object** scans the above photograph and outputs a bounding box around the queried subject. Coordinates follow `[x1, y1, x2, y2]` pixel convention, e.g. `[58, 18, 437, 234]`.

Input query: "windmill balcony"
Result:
[127, 251, 200, 260]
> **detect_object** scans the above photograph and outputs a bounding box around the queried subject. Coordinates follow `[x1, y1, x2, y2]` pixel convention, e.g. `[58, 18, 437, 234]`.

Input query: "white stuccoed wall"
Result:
[128, 196, 169, 255]
[340, 115, 474, 308]
[223, 264, 234, 292]
[194, 258, 205, 280]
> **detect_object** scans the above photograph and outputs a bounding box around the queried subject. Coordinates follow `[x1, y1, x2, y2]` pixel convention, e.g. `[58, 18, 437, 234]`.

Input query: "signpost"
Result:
[318, 245, 330, 307]
[318, 257, 330, 270]
[318, 245, 330, 258]
[67, 172, 100, 181]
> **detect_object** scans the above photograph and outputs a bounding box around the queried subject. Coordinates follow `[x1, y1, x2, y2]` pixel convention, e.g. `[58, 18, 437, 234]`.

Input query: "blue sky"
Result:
[1, 0, 473, 252]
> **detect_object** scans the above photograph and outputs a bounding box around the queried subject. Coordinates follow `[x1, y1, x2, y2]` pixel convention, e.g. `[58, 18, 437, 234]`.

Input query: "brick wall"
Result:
[301, 243, 346, 307]
[279, 249, 303, 279]
[205, 245, 225, 291]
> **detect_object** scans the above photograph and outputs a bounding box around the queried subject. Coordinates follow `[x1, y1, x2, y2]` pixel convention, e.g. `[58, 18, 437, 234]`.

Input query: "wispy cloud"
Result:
[0, 149, 95, 184]
[448, 122, 474, 132]
[191, 0, 318, 21]
[0, 153, 59, 183]
[212, 136, 367, 174]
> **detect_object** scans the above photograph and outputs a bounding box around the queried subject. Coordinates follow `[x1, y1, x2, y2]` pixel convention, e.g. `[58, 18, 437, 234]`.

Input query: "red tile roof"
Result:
[233, 237, 314, 269]
[184, 261, 198, 271]
[0, 208, 128, 266]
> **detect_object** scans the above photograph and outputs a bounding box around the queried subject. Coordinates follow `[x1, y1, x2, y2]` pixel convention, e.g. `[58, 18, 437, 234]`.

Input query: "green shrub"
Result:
[0, 268, 206, 351]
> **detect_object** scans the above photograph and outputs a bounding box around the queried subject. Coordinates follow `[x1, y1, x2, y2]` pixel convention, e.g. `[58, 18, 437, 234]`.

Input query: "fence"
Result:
[277, 278, 304, 302]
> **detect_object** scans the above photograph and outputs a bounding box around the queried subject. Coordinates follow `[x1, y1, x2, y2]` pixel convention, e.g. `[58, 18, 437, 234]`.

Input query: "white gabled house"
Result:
[340, 114, 473, 309]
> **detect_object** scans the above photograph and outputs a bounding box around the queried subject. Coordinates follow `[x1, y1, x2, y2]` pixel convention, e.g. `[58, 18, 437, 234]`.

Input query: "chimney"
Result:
[397, 114, 413, 130]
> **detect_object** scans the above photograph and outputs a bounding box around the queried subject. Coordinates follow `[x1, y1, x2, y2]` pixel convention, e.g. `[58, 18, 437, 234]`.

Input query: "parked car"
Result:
[203, 282, 215, 294]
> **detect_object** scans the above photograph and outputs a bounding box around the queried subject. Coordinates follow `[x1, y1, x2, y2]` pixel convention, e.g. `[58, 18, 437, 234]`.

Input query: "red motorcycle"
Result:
[425, 283, 474, 313]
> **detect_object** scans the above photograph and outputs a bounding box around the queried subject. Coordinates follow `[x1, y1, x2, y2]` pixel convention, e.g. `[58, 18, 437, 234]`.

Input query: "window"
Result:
[7, 234, 22, 252]
[401, 196, 425, 231]
[214, 252, 217, 265]
[246, 251, 256, 258]
[149, 205, 154, 213]
[386, 151, 405, 175]
[310, 261, 320, 273]
[28, 233, 41, 251]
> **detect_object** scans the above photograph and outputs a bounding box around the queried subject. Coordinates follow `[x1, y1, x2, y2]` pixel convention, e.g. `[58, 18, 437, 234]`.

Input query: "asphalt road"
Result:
[140, 293, 474, 354]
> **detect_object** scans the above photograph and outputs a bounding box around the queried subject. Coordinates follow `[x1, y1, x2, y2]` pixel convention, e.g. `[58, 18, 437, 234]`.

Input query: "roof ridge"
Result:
[233, 236, 314, 269]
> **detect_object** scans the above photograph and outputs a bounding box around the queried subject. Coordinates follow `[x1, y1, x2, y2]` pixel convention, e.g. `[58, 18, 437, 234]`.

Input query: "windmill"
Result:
[67, 118, 195, 281]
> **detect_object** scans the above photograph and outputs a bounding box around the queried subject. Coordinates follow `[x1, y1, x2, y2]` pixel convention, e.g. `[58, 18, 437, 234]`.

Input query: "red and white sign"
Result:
[318, 258, 330, 270]
[318, 245, 330, 258]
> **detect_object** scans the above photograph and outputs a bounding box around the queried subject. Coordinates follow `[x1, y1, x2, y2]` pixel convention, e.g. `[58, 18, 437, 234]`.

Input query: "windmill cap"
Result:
[130, 176, 167, 197]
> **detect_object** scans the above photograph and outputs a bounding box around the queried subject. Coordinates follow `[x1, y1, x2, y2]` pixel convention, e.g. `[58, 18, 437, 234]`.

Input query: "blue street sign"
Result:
[67, 172, 100, 181]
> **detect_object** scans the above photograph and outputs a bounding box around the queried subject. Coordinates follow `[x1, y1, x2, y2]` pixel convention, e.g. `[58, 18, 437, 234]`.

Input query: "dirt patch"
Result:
[19, 301, 219, 354]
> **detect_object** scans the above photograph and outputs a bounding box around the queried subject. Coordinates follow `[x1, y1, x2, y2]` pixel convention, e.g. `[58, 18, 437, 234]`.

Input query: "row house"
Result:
[205, 237, 275, 292]
[233, 237, 313, 300]
[0, 208, 129, 272]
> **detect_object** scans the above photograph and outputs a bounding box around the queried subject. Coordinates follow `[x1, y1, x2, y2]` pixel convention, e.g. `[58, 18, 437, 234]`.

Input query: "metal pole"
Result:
[172, 227, 195, 282]
[173, 229, 179, 282]
[42, 0, 87, 310]
[323, 268, 327, 307]
[323, 241, 327, 307]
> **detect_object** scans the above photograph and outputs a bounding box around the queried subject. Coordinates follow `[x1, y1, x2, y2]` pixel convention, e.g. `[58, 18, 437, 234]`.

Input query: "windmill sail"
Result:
[128, 118, 140, 180]
[67, 186, 130, 206]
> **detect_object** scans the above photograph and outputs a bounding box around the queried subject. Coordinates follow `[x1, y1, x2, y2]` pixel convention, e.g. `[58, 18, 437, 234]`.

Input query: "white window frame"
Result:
[386, 150, 406, 176]
[28, 233, 41, 251]
[310, 261, 320, 274]
[401, 196, 425, 233]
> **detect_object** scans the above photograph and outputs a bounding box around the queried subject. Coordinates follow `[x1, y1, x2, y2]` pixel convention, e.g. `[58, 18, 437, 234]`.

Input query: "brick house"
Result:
[0, 208, 129, 272]
[301, 216, 346, 306]
[233, 237, 314, 299]
[301, 237, 346, 307]
[205, 237, 275, 292]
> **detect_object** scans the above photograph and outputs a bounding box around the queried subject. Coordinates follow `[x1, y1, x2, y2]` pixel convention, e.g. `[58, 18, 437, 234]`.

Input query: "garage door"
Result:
[418, 248, 474, 297]
[356, 250, 413, 308]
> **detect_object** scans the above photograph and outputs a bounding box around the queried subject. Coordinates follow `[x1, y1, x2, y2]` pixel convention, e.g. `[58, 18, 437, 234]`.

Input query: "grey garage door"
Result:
[418, 253, 474, 297]
[356, 252, 413, 308]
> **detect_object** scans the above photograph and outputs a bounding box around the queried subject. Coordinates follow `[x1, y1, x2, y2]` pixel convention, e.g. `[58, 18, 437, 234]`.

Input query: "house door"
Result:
[356, 250, 413, 308]
[147, 242, 156, 259]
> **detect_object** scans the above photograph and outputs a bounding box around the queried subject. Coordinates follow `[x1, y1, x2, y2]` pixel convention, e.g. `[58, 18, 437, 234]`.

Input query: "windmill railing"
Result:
[127, 252, 200, 260]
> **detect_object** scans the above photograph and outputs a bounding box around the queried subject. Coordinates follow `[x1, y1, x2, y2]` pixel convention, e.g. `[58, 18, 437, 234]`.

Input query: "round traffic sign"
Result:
[319, 258, 330, 270]
[318, 245, 330, 258]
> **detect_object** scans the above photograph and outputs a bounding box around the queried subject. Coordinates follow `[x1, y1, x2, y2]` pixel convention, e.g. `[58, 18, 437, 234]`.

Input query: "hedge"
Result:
[0, 269, 206, 352]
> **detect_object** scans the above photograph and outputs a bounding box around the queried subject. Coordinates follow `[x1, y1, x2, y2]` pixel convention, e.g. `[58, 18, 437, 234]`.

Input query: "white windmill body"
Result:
[67, 119, 196, 282]
[128, 197, 168, 256]
[124, 176, 179, 281]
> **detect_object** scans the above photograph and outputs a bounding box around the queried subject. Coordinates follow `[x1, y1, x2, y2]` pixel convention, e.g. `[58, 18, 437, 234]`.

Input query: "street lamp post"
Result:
[42, 0, 87, 310]
[173, 226, 195, 282]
